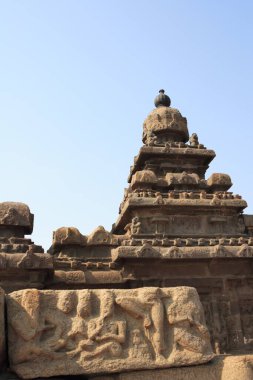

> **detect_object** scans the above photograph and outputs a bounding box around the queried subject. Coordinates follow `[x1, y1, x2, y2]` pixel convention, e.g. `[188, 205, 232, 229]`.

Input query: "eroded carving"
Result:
[189, 133, 199, 147]
[130, 217, 142, 235]
[87, 226, 118, 245]
[7, 287, 213, 378]
[53, 227, 87, 247]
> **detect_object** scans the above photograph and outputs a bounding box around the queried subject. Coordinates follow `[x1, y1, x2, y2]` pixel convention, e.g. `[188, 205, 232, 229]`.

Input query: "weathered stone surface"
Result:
[92, 354, 253, 380]
[112, 241, 253, 261]
[41, 90, 253, 357]
[0, 252, 52, 269]
[0, 288, 5, 368]
[142, 103, 189, 144]
[87, 226, 118, 245]
[207, 173, 232, 191]
[7, 287, 213, 378]
[52, 226, 87, 247]
[0, 202, 33, 235]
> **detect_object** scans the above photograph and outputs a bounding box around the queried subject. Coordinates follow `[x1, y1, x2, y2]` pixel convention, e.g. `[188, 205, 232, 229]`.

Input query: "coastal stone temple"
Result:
[1, 90, 253, 379]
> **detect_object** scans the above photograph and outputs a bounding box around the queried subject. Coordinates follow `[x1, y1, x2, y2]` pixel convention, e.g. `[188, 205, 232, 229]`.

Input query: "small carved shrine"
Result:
[0, 90, 253, 379]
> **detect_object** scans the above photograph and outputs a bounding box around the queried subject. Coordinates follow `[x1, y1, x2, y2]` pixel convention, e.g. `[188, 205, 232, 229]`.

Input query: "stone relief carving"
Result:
[165, 287, 211, 357]
[0, 252, 52, 269]
[189, 133, 199, 147]
[153, 192, 164, 205]
[7, 287, 213, 378]
[145, 131, 158, 146]
[130, 217, 142, 235]
[166, 172, 200, 186]
[131, 170, 157, 187]
[128, 328, 151, 359]
[17, 250, 53, 268]
[136, 243, 160, 258]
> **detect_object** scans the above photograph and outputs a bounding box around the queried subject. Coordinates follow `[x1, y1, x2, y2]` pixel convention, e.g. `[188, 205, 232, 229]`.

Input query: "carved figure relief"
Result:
[189, 133, 199, 147]
[7, 287, 213, 378]
[128, 329, 151, 359]
[153, 192, 164, 205]
[116, 288, 165, 361]
[145, 131, 158, 146]
[164, 288, 211, 358]
[130, 217, 142, 235]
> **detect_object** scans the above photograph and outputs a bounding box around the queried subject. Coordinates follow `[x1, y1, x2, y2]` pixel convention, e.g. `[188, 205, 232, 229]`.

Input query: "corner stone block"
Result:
[7, 287, 213, 379]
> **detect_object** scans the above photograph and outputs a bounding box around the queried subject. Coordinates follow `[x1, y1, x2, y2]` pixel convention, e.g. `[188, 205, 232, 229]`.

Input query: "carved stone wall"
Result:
[7, 287, 213, 378]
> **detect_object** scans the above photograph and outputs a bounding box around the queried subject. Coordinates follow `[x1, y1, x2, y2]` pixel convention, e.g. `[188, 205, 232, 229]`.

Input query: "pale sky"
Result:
[0, 0, 253, 249]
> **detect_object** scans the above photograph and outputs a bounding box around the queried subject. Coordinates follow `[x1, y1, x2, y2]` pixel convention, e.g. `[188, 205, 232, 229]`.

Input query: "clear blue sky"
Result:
[0, 1, 252, 250]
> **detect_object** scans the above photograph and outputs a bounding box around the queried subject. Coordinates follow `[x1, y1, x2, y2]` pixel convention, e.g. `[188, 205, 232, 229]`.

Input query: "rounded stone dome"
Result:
[143, 93, 189, 144]
[154, 89, 171, 107]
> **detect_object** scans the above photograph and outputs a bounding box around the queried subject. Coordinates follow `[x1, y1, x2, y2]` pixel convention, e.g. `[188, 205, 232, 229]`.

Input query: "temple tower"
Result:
[113, 90, 247, 239]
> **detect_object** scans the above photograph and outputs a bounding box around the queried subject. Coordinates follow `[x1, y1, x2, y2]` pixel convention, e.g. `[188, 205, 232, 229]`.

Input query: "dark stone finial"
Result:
[154, 89, 171, 108]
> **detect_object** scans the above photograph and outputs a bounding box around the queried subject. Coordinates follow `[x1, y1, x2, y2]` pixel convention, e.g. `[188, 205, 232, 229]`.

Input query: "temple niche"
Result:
[0, 90, 253, 379]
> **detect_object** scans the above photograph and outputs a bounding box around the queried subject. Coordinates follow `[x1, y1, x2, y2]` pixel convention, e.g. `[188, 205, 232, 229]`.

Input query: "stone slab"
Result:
[7, 287, 213, 379]
[92, 354, 253, 380]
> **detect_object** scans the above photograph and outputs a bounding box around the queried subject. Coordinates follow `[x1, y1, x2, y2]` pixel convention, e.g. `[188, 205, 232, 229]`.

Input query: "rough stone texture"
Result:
[0, 288, 5, 369]
[7, 287, 213, 379]
[142, 106, 189, 144]
[0, 90, 253, 378]
[92, 355, 253, 380]
[0, 202, 33, 236]
[42, 90, 253, 357]
[0, 252, 52, 269]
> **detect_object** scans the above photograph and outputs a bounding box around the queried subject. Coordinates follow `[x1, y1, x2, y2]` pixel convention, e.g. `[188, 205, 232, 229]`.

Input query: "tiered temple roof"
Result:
[0, 91, 253, 356]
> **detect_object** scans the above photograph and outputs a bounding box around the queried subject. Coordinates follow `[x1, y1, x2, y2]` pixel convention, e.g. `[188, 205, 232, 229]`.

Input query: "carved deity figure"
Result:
[166, 293, 210, 354]
[9, 289, 40, 364]
[145, 131, 158, 146]
[210, 193, 220, 205]
[116, 288, 165, 360]
[128, 329, 151, 359]
[40, 290, 96, 361]
[76, 290, 126, 360]
[9, 290, 75, 364]
[237, 244, 252, 257]
[48, 291, 89, 354]
[179, 171, 197, 185]
[189, 133, 199, 147]
[154, 192, 163, 205]
[130, 217, 142, 235]
[200, 190, 206, 199]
